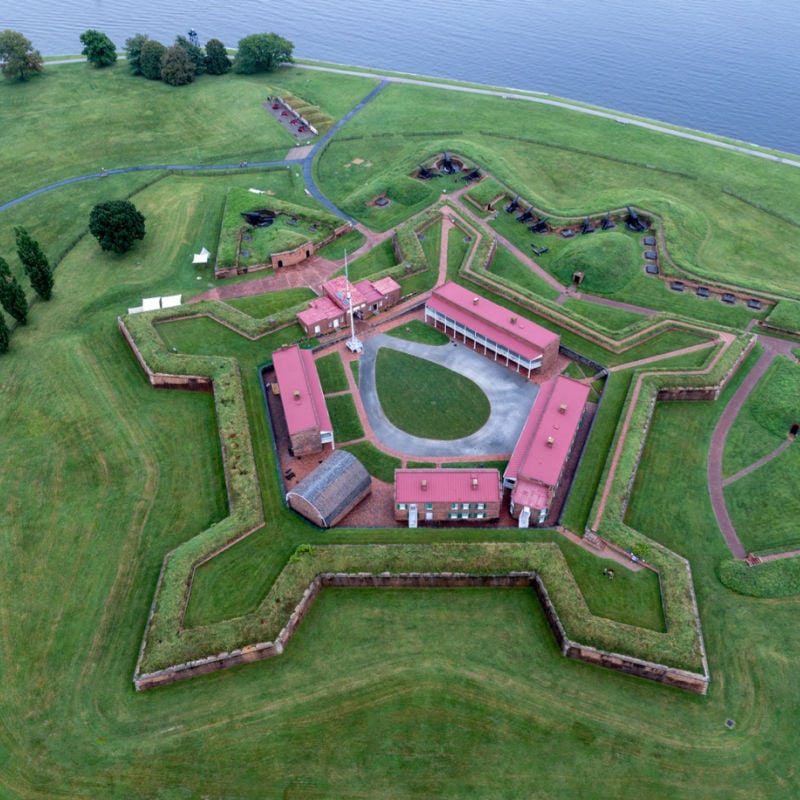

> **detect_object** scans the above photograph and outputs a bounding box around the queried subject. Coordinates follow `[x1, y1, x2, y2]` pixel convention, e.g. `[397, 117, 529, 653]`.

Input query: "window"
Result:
[476, 512, 485, 520]
[449, 512, 459, 520]
[451, 502, 459, 510]
[425, 503, 433, 510]
[462, 503, 470, 511]
[461, 512, 470, 519]
[397, 503, 406, 511]
[477, 503, 485, 511]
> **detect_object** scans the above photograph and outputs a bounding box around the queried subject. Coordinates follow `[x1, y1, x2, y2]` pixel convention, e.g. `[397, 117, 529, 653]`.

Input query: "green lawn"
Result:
[375, 348, 491, 439]
[5, 59, 800, 800]
[316, 351, 349, 393]
[326, 392, 365, 442]
[342, 441, 402, 482]
[722, 356, 800, 476]
[223, 286, 316, 319]
[385, 319, 450, 345]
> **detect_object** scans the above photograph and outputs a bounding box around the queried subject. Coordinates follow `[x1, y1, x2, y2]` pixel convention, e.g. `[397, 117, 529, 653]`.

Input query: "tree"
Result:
[139, 40, 166, 80]
[0, 29, 43, 81]
[125, 33, 149, 75]
[14, 226, 53, 301]
[79, 29, 117, 68]
[204, 38, 231, 75]
[89, 200, 146, 254]
[160, 46, 195, 86]
[0, 256, 28, 324]
[233, 33, 294, 75]
[0, 310, 9, 354]
[174, 36, 206, 75]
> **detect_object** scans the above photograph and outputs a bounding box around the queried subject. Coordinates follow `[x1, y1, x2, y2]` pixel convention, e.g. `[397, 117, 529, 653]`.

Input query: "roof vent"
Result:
[471, 476, 478, 490]
[546, 436, 555, 447]
[293, 390, 301, 400]
[510, 316, 517, 324]
[421, 479, 428, 490]
[559, 403, 567, 414]
[473, 296, 480, 305]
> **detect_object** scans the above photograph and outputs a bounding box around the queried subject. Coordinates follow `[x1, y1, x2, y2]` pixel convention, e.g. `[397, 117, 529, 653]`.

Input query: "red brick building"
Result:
[297, 275, 401, 337]
[271, 344, 333, 456]
[424, 281, 560, 377]
[394, 468, 502, 527]
[503, 376, 590, 527]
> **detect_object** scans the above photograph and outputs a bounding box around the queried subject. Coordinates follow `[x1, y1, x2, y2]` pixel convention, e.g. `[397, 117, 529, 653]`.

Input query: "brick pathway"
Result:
[707, 333, 798, 559]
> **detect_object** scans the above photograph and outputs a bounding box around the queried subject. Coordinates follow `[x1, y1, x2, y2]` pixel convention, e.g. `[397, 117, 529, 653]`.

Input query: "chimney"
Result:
[559, 403, 567, 414]
[473, 296, 479, 305]
[293, 390, 301, 400]
[510, 316, 517, 324]
[421, 479, 427, 491]
[471, 476, 478, 490]
[546, 436, 555, 447]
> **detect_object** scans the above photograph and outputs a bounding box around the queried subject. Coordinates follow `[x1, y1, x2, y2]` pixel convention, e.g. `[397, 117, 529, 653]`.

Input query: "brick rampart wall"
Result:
[135, 572, 709, 693]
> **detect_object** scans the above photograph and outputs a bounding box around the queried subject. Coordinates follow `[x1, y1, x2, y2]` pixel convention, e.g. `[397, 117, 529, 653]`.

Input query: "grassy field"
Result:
[3, 59, 800, 799]
[375, 349, 491, 439]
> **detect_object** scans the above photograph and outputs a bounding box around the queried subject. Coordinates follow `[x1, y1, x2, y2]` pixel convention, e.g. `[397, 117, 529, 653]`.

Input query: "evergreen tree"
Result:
[0, 256, 28, 324]
[204, 38, 231, 75]
[174, 35, 206, 75]
[14, 226, 53, 301]
[0, 310, 9, 354]
[139, 40, 166, 80]
[160, 45, 195, 86]
[125, 33, 149, 75]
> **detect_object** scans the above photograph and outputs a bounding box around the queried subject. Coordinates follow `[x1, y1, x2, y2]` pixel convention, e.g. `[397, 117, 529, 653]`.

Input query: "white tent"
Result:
[192, 247, 210, 264]
[161, 294, 182, 309]
[142, 297, 161, 311]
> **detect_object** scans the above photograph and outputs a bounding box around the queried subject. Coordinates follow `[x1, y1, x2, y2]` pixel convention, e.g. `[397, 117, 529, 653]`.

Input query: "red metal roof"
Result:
[371, 276, 401, 296]
[505, 375, 590, 488]
[355, 279, 383, 305]
[272, 345, 332, 436]
[394, 468, 502, 504]
[323, 275, 368, 311]
[297, 296, 342, 328]
[427, 282, 559, 361]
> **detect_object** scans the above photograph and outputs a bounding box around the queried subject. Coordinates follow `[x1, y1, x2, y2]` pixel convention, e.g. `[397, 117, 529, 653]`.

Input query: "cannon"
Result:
[439, 152, 457, 175]
[417, 163, 435, 180]
[581, 217, 595, 235]
[531, 217, 550, 233]
[625, 206, 648, 232]
[505, 196, 519, 213]
[462, 168, 481, 183]
[240, 209, 275, 227]
[601, 211, 616, 230]
[517, 208, 534, 223]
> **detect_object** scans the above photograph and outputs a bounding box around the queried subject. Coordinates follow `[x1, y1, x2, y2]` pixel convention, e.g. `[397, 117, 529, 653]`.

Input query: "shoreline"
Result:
[41, 55, 800, 163]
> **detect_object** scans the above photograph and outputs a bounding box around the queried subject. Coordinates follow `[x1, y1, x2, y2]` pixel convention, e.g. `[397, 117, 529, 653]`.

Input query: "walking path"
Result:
[707, 333, 798, 559]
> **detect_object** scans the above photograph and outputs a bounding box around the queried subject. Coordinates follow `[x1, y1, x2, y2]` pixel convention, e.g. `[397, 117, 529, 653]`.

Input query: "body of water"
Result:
[4, 0, 800, 154]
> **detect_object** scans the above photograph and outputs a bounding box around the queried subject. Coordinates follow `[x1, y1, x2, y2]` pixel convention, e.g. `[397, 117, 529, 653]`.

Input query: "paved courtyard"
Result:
[358, 334, 539, 458]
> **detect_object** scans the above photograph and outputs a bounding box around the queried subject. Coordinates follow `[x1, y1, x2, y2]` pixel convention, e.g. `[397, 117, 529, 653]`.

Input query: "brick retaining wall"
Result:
[134, 571, 709, 693]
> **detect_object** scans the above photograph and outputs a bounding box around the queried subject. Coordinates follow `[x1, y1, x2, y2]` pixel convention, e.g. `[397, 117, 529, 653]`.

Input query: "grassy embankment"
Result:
[2, 60, 800, 798]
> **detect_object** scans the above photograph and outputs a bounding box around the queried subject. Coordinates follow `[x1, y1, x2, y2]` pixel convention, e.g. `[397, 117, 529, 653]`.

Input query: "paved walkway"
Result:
[707, 334, 798, 559]
[357, 334, 539, 458]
